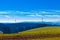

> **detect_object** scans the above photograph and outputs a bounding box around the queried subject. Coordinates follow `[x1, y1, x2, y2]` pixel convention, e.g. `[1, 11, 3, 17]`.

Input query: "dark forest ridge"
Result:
[0, 22, 60, 34]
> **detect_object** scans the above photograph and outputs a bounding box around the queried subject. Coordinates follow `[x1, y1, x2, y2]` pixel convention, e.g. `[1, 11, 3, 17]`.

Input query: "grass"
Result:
[0, 26, 60, 40]
[22, 37, 60, 40]
[27, 37, 60, 40]
[0, 26, 60, 36]
[19, 26, 60, 36]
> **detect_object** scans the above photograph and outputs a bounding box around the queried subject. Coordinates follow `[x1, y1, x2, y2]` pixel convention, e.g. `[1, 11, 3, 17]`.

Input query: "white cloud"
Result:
[0, 11, 10, 14]
[44, 15, 60, 17]
[16, 11, 30, 14]
[41, 11, 48, 13]
[35, 14, 42, 16]
[4, 15, 10, 18]
[51, 10, 60, 12]
[27, 14, 43, 17]
[0, 10, 60, 23]
[0, 10, 60, 15]
[28, 15, 35, 16]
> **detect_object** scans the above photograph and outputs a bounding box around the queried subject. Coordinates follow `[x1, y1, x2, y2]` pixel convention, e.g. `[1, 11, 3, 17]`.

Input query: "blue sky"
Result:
[0, 0, 60, 11]
[0, 0, 60, 23]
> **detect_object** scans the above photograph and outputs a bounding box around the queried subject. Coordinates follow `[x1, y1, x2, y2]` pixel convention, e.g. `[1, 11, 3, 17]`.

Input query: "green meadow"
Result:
[0, 26, 60, 40]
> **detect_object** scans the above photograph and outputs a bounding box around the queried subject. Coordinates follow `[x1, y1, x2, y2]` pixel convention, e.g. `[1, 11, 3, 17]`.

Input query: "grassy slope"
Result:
[18, 26, 60, 40]
[19, 26, 60, 36]
[27, 37, 60, 40]
[0, 26, 60, 36]
[0, 26, 60, 40]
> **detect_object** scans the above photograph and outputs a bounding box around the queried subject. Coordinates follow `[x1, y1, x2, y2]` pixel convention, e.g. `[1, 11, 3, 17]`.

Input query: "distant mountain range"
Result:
[0, 22, 60, 34]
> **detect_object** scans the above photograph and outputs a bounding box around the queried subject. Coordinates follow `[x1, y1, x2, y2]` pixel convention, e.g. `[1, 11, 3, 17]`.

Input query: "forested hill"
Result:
[0, 22, 60, 34]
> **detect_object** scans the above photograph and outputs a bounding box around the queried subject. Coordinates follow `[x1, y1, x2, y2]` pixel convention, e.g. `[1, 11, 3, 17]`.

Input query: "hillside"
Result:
[19, 26, 60, 36]
[0, 22, 60, 34]
[0, 26, 60, 40]
[18, 26, 60, 40]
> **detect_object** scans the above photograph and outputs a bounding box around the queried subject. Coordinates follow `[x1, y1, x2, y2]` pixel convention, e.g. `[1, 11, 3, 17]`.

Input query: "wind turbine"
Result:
[41, 15, 44, 23]
[14, 16, 16, 23]
[15, 18, 16, 23]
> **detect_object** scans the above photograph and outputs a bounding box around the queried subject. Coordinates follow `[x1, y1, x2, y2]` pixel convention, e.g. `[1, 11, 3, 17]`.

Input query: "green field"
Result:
[19, 26, 60, 40]
[19, 26, 60, 36]
[0, 26, 60, 40]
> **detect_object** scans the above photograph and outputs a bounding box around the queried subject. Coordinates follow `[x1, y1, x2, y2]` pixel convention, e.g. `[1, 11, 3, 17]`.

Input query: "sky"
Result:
[0, 0, 60, 11]
[0, 0, 60, 23]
